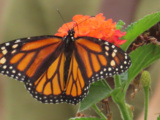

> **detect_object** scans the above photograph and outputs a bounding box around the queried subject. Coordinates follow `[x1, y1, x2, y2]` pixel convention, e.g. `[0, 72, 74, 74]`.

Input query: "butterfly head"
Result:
[64, 28, 75, 50]
[67, 28, 75, 41]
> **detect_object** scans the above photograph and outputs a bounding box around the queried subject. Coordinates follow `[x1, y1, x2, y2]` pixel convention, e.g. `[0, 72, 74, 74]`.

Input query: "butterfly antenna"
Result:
[57, 9, 70, 31]
[77, 16, 92, 25]
[74, 16, 92, 35]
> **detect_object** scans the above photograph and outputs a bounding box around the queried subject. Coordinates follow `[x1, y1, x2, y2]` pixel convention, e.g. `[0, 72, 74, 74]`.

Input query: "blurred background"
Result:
[0, 0, 160, 120]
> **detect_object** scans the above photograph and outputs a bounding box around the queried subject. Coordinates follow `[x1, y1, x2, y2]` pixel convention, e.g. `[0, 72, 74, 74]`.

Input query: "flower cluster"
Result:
[55, 13, 126, 47]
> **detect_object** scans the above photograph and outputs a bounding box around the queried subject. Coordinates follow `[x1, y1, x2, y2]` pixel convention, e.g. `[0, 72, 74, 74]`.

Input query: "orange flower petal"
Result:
[55, 13, 127, 47]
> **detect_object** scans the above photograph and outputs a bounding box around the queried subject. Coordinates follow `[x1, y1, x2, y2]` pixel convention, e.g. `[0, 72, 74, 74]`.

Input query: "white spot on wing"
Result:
[11, 50, 16, 54]
[2, 49, 7, 55]
[0, 57, 6, 64]
[105, 42, 109, 45]
[5, 43, 10, 46]
[3, 65, 7, 69]
[105, 46, 109, 51]
[15, 39, 21, 43]
[105, 52, 109, 56]
[108, 67, 112, 71]
[112, 52, 116, 57]
[112, 45, 115, 48]
[12, 44, 18, 48]
[110, 60, 116, 66]
[12, 70, 16, 73]
[1, 47, 5, 50]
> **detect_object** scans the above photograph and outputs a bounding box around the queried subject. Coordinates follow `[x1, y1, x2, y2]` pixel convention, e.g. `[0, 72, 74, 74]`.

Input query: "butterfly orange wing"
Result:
[0, 35, 131, 105]
[64, 51, 88, 104]
[64, 37, 131, 104]
[0, 36, 67, 103]
[0, 36, 63, 82]
[25, 52, 66, 103]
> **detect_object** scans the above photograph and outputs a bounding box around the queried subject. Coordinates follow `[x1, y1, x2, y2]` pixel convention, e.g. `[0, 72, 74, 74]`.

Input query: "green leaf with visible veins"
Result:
[121, 12, 160, 51]
[127, 44, 160, 83]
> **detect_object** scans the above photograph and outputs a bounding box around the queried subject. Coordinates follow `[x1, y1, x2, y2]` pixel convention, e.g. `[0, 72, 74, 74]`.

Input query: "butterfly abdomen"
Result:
[64, 31, 75, 83]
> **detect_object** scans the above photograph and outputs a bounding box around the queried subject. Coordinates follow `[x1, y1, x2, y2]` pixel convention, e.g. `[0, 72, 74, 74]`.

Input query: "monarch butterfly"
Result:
[0, 18, 131, 105]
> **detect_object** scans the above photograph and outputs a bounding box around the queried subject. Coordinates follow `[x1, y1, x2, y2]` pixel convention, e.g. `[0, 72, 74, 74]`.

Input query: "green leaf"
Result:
[69, 117, 104, 120]
[119, 71, 129, 83]
[79, 80, 112, 112]
[116, 20, 125, 30]
[157, 115, 160, 120]
[79, 80, 122, 112]
[121, 12, 160, 51]
[128, 44, 160, 83]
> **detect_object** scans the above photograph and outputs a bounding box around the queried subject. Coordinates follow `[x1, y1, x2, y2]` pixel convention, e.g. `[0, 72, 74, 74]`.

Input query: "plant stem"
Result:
[92, 104, 108, 120]
[102, 79, 112, 90]
[116, 101, 132, 120]
[113, 75, 132, 119]
[114, 75, 121, 88]
[112, 87, 132, 120]
[144, 86, 149, 120]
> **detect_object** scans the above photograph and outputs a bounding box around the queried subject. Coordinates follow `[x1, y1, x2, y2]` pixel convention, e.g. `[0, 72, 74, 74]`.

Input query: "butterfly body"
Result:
[64, 29, 75, 48]
[0, 28, 131, 104]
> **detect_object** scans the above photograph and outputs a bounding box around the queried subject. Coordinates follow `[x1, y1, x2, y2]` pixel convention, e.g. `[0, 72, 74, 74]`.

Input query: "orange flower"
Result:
[55, 13, 126, 47]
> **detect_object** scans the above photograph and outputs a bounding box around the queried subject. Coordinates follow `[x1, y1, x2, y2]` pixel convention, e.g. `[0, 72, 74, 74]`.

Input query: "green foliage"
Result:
[78, 11, 160, 120]
[121, 11, 160, 51]
[128, 44, 160, 83]
[79, 80, 112, 112]
[157, 115, 160, 120]
[116, 20, 125, 30]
